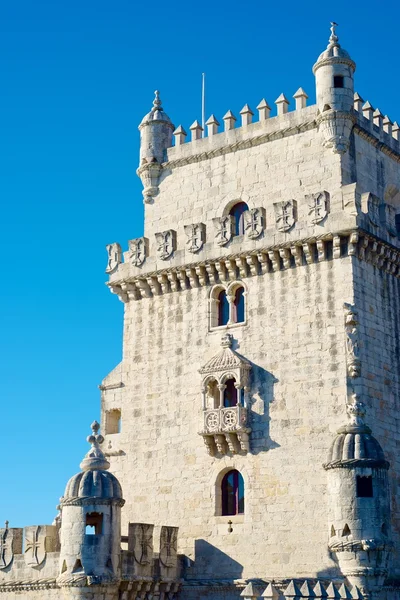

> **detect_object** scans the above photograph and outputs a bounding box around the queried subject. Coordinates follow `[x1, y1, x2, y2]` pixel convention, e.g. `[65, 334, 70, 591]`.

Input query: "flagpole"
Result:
[202, 73, 205, 138]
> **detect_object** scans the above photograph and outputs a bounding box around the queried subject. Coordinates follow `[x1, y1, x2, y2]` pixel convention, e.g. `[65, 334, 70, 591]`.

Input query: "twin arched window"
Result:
[214, 285, 246, 328]
[229, 202, 249, 236]
[221, 469, 244, 515]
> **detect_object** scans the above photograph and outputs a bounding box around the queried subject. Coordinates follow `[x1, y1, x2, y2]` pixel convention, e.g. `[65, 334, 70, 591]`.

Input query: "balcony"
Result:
[200, 405, 251, 456]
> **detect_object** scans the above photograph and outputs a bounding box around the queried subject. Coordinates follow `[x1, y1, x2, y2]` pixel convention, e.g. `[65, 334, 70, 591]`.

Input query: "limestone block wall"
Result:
[102, 254, 354, 580]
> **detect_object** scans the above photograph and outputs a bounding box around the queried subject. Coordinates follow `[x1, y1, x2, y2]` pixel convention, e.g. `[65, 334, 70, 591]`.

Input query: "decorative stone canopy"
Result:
[139, 90, 173, 128]
[199, 333, 251, 386]
[313, 22, 356, 73]
[62, 421, 123, 500]
[324, 396, 389, 470]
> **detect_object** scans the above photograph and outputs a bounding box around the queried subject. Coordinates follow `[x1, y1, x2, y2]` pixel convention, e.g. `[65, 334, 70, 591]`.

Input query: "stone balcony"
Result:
[200, 405, 251, 456]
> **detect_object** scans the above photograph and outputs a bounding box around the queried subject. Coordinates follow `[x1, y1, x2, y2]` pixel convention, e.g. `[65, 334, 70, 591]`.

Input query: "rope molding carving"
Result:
[108, 230, 400, 303]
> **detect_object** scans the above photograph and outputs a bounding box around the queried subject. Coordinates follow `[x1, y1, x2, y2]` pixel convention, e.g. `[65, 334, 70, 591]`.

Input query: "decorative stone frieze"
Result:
[213, 215, 234, 246]
[307, 190, 330, 224]
[128, 237, 149, 267]
[105, 242, 122, 274]
[344, 303, 361, 378]
[184, 222, 206, 253]
[244, 207, 265, 239]
[0, 525, 22, 569]
[155, 230, 177, 260]
[273, 200, 297, 232]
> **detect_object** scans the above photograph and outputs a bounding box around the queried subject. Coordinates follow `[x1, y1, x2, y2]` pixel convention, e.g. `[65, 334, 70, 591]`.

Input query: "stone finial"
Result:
[275, 93, 290, 116]
[257, 99, 271, 121]
[241, 583, 259, 600]
[223, 110, 237, 132]
[338, 585, 352, 599]
[4, 521, 9, 530]
[313, 582, 328, 598]
[293, 88, 308, 110]
[326, 583, 340, 599]
[347, 393, 366, 426]
[283, 581, 302, 598]
[353, 93, 364, 112]
[190, 120, 203, 141]
[393, 121, 400, 141]
[173, 125, 187, 146]
[301, 581, 316, 598]
[80, 421, 110, 472]
[240, 104, 254, 126]
[373, 108, 383, 129]
[152, 90, 162, 110]
[383, 115, 392, 136]
[329, 21, 339, 45]
[362, 101, 374, 121]
[261, 583, 280, 599]
[221, 332, 233, 348]
[205, 114, 220, 136]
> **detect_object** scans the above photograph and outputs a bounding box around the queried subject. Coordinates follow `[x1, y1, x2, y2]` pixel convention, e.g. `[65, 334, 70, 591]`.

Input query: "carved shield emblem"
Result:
[274, 200, 296, 232]
[24, 525, 56, 567]
[155, 230, 176, 260]
[128, 237, 148, 267]
[307, 191, 329, 224]
[129, 523, 154, 565]
[105, 243, 122, 274]
[159, 526, 178, 568]
[213, 216, 234, 246]
[0, 527, 21, 569]
[367, 193, 381, 227]
[244, 207, 265, 239]
[385, 204, 397, 237]
[184, 223, 206, 253]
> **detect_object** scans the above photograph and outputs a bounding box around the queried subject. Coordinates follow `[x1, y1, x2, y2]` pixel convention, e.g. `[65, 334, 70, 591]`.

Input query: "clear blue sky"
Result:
[1, 0, 399, 527]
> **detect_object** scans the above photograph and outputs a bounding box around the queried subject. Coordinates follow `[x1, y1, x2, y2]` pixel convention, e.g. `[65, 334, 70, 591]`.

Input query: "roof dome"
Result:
[313, 23, 356, 73]
[139, 90, 173, 127]
[325, 397, 389, 470]
[61, 421, 123, 502]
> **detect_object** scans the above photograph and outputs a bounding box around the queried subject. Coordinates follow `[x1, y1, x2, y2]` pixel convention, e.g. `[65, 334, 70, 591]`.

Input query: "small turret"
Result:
[324, 397, 393, 596]
[313, 23, 356, 153]
[137, 91, 174, 203]
[57, 421, 125, 600]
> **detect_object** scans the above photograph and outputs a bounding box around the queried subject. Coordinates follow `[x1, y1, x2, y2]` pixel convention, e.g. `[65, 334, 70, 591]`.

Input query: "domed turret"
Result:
[313, 23, 356, 153]
[137, 91, 174, 203]
[324, 397, 393, 595]
[57, 421, 125, 600]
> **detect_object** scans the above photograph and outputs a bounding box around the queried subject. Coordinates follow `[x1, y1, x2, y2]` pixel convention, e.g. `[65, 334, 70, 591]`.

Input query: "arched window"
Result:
[221, 470, 244, 515]
[223, 378, 238, 407]
[229, 202, 249, 236]
[218, 290, 230, 326]
[232, 287, 245, 323]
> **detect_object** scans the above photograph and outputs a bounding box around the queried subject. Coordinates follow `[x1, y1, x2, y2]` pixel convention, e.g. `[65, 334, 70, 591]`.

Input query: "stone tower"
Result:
[103, 23, 400, 600]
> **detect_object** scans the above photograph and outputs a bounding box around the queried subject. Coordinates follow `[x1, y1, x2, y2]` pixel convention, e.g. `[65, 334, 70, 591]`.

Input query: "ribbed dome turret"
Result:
[324, 397, 389, 470]
[313, 22, 356, 73]
[62, 421, 123, 501]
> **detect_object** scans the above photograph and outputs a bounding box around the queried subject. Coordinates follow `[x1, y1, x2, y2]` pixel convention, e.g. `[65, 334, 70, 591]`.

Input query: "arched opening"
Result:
[229, 202, 249, 236]
[218, 290, 230, 326]
[206, 378, 219, 409]
[221, 470, 244, 515]
[232, 286, 245, 323]
[85, 512, 103, 535]
[223, 378, 238, 407]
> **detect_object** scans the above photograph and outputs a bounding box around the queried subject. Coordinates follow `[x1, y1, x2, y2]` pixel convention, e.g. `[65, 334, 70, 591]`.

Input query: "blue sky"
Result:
[0, 0, 399, 527]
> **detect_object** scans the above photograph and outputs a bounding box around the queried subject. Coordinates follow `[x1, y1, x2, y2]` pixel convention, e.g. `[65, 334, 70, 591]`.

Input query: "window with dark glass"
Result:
[223, 378, 238, 407]
[334, 75, 344, 88]
[356, 475, 373, 497]
[229, 202, 249, 236]
[218, 290, 230, 326]
[222, 470, 244, 515]
[232, 287, 245, 323]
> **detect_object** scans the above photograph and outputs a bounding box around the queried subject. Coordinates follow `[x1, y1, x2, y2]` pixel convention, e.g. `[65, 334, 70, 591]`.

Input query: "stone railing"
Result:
[200, 405, 251, 456]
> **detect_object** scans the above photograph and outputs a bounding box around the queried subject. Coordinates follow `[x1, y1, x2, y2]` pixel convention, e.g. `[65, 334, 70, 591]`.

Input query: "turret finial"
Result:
[153, 90, 162, 111]
[347, 393, 366, 426]
[4, 520, 9, 530]
[221, 333, 233, 348]
[329, 22, 339, 45]
[80, 421, 110, 472]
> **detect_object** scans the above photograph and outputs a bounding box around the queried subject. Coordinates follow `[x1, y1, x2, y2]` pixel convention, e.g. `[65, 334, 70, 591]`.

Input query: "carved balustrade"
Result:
[201, 405, 250, 456]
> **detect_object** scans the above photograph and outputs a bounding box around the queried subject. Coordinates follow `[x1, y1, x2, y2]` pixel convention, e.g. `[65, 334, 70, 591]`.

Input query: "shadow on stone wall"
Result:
[247, 361, 279, 455]
[186, 539, 243, 580]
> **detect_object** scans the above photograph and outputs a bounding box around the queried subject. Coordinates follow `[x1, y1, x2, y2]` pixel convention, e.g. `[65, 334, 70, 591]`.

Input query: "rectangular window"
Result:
[356, 475, 373, 497]
[334, 75, 344, 88]
[105, 409, 121, 434]
[85, 512, 103, 535]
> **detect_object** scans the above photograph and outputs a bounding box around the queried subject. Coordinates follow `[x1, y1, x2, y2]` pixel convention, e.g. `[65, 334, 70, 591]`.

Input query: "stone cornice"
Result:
[163, 119, 317, 170]
[0, 579, 58, 591]
[108, 229, 400, 303]
[354, 123, 400, 163]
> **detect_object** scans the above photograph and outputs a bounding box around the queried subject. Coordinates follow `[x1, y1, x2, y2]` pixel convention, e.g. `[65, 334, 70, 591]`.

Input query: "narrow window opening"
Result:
[85, 512, 103, 535]
[334, 75, 344, 88]
[342, 524, 351, 537]
[207, 379, 219, 409]
[330, 525, 336, 537]
[223, 379, 238, 407]
[105, 409, 121, 434]
[218, 290, 230, 326]
[229, 202, 249, 236]
[395, 213, 400, 236]
[356, 475, 373, 498]
[221, 470, 244, 516]
[72, 559, 83, 573]
[61, 560, 67, 574]
[323, 104, 331, 112]
[232, 287, 245, 324]
[381, 523, 388, 536]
